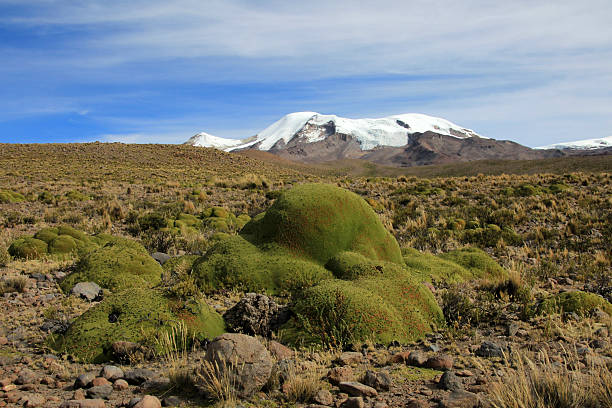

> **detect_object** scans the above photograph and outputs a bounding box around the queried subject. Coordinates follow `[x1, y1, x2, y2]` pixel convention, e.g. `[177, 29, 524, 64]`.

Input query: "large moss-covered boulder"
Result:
[60, 238, 162, 292]
[52, 287, 225, 362]
[242, 183, 403, 264]
[538, 291, 612, 316]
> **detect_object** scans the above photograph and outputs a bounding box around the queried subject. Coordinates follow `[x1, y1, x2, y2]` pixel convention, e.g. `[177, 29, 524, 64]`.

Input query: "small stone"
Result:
[100, 365, 124, 381]
[428, 344, 440, 352]
[506, 322, 519, 337]
[475, 341, 504, 358]
[113, 379, 129, 391]
[389, 351, 410, 364]
[407, 351, 428, 367]
[439, 390, 480, 408]
[22, 393, 46, 407]
[133, 395, 162, 408]
[327, 366, 354, 385]
[71, 282, 102, 302]
[141, 377, 170, 391]
[363, 370, 392, 391]
[338, 352, 363, 366]
[406, 399, 429, 408]
[373, 403, 388, 408]
[15, 368, 37, 385]
[59, 400, 106, 408]
[340, 396, 365, 408]
[86, 384, 113, 399]
[72, 389, 86, 400]
[124, 369, 158, 385]
[91, 377, 110, 387]
[75, 372, 97, 389]
[313, 389, 334, 406]
[338, 381, 378, 398]
[456, 370, 474, 377]
[439, 371, 463, 391]
[268, 340, 294, 360]
[425, 354, 453, 370]
[0, 337, 7, 346]
[151, 252, 171, 265]
[162, 395, 181, 407]
[595, 327, 609, 337]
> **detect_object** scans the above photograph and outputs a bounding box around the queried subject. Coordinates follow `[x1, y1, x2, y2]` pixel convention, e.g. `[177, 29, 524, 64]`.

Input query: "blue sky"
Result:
[0, 0, 611, 147]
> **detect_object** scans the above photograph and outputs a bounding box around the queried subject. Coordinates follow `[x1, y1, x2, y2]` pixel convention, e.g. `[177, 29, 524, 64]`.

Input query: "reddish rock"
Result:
[91, 377, 109, 387]
[338, 381, 378, 398]
[268, 341, 294, 360]
[133, 395, 162, 408]
[425, 354, 453, 371]
[390, 351, 411, 364]
[113, 379, 129, 391]
[327, 366, 354, 385]
[59, 400, 106, 408]
[337, 352, 363, 366]
[72, 389, 87, 400]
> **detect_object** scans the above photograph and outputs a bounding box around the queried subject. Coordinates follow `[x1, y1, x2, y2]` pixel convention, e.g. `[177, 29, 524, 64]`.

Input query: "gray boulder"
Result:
[71, 282, 102, 302]
[203, 333, 273, 398]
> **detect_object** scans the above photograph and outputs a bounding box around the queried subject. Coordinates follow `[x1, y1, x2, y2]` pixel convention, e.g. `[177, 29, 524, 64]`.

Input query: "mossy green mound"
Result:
[403, 247, 507, 284]
[242, 183, 403, 264]
[0, 190, 25, 204]
[52, 287, 225, 362]
[11, 225, 97, 259]
[192, 184, 444, 346]
[289, 273, 444, 347]
[538, 291, 612, 316]
[437, 247, 507, 281]
[8, 237, 48, 259]
[193, 235, 332, 294]
[60, 239, 162, 292]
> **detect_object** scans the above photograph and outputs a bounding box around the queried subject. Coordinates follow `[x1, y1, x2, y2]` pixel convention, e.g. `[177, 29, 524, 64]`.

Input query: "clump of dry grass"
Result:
[196, 357, 239, 407]
[281, 362, 322, 403]
[488, 348, 612, 408]
[0, 275, 29, 294]
[155, 321, 197, 392]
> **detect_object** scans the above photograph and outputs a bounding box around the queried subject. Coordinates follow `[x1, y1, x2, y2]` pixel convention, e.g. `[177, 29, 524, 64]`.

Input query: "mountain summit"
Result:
[186, 112, 563, 166]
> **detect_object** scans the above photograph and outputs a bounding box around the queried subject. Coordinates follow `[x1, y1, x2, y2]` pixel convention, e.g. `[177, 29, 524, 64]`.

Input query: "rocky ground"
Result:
[1, 258, 610, 408]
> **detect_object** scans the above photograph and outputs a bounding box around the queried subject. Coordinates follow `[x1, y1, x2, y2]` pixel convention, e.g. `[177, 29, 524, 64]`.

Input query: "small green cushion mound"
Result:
[8, 237, 48, 259]
[242, 183, 403, 265]
[33, 227, 60, 244]
[538, 291, 612, 316]
[60, 239, 162, 292]
[48, 235, 78, 254]
[52, 287, 225, 363]
[290, 273, 444, 347]
[437, 247, 507, 281]
[325, 251, 406, 281]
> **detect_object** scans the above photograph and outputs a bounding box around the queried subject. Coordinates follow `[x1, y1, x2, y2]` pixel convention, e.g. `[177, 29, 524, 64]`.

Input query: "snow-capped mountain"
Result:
[186, 112, 563, 166]
[535, 135, 612, 151]
[184, 132, 247, 150]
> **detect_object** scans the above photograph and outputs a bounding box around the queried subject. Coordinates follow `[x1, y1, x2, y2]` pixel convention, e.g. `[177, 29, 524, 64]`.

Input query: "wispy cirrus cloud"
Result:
[0, 0, 610, 145]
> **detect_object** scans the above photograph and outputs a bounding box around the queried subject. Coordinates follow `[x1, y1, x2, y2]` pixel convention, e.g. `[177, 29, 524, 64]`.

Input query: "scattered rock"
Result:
[338, 381, 378, 398]
[268, 340, 294, 360]
[327, 366, 354, 385]
[59, 400, 106, 408]
[91, 377, 110, 387]
[222, 293, 290, 336]
[506, 322, 519, 337]
[15, 369, 37, 385]
[407, 351, 428, 367]
[425, 354, 453, 370]
[428, 344, 440, 352]
[74, 372, 96, 389]
[113, 379, 129, 391]
[71, 282, 102, 302]
[40, 319, 69, 334]
[21, 393, 45, 407]
[314, 389, 334, 406]
[439, 371, 463, 391]
[203, 333, 273, 398]
[124, 369, 158, 385]
[340, 396, 365, 408]
[86, 384, 113, 399]
[439, 390, 480, 408]
[363, 370, 392, 391]
[141, 376, 170, 391]
[337, 352, 363, 366]
[162, 395, 181, 407]
[133, 395, 162, 408]
[151, 252, 171, 265]
[72, 389, 86, 400]
[100, 365, 124, 381]
[475, 341, 505, 358]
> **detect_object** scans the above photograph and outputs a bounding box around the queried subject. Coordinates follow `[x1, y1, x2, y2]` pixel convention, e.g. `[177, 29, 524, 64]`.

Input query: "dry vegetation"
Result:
[0, 142, 611, 407]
